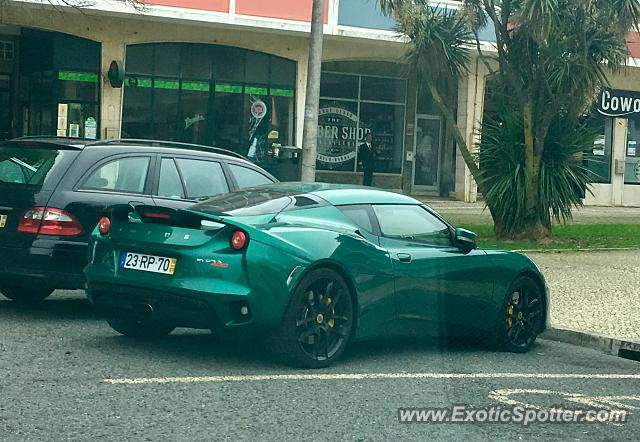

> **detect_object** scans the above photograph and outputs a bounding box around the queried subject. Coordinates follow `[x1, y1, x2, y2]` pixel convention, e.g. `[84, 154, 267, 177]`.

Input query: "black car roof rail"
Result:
[11, 136, 91, 146]
[86, 139, 248, 160]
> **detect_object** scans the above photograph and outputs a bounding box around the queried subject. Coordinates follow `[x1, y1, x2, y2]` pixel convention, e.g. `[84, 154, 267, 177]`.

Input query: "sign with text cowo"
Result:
[596, 89, 640, 117]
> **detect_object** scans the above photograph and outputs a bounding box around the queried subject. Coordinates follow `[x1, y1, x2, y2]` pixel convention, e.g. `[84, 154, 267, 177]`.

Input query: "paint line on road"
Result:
[104, 372, 640, 385]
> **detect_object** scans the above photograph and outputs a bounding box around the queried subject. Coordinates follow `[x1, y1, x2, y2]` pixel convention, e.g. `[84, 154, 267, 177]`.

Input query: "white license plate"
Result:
[120, 252, 176, 275]
[0, 214, 6, 228]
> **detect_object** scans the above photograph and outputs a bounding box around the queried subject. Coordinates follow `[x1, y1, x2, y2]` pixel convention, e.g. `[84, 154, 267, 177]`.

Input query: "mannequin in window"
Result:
[358, 132, 375, 186]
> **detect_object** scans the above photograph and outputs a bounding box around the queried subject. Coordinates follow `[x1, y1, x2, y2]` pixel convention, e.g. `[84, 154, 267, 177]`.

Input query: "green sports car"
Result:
[84, 183, 549, 368]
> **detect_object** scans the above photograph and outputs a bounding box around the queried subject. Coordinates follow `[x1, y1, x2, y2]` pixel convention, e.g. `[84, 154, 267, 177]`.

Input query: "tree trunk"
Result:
[300, 0, 324, 182]
[517, 102, 551, 240]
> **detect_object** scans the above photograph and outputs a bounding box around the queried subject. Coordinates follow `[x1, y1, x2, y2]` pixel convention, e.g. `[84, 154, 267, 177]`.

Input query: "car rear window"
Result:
[192, 188, 326, 217]
[0, 144, 79, 189]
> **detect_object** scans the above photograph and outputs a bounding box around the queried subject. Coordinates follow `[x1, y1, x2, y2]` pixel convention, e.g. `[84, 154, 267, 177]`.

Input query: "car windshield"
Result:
[0, 145, 78, 187]
[192, 188, 323, 217]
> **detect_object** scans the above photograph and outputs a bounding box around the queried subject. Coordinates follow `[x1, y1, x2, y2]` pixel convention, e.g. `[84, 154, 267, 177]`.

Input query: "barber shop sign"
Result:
[597, 89, 640, 117]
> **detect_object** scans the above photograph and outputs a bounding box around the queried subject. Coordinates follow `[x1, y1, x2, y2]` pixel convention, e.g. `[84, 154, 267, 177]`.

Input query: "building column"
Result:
[295, 52, 309, 149]
[453, 58, 487, 202]
[100, 40, 126, 139]
[611, 117, 627, 206]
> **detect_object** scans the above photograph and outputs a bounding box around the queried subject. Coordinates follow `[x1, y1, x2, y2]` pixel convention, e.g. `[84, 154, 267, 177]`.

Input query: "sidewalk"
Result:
[421, 199, 640, 226]
[527, 250, 640, 342]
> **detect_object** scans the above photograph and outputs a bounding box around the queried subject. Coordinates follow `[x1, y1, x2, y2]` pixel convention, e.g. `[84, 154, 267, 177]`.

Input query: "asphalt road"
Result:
[1, 290, 639, 441]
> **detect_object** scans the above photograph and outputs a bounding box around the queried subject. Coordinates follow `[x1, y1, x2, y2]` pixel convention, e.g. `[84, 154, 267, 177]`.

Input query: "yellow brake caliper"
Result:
[324, 297, 335, 328]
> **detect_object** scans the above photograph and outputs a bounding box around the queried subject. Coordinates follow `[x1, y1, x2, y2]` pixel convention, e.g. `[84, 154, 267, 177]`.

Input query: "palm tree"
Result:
[380, 0, 640, 240]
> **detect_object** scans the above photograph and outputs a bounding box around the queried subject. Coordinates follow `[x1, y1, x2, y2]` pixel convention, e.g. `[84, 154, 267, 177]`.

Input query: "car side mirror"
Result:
[454, 228, 477, 251]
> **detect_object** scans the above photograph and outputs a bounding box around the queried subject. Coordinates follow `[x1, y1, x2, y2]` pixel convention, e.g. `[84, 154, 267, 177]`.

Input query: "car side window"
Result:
[175, 158, 229, 200]
[81, 157, 150, 193]
[157, 158, 185, 199]
[228, 163, 273, 188]
[372, 204, 452, 247]
[338, 205, 376, 234]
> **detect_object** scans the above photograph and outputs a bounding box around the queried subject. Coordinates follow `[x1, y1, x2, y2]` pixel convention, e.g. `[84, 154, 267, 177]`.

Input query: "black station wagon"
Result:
[0, 137, 277, 302]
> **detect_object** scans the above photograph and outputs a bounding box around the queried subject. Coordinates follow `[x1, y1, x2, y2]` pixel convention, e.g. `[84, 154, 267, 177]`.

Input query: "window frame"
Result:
[75, 154, 155, 196]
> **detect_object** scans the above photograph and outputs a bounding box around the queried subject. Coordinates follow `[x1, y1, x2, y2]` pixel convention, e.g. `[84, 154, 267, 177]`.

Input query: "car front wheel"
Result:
[106, 318, 175, 338]
[496, 275, 545, 353]
[265, 268, 354, 368]
[0, 285, 53, 303]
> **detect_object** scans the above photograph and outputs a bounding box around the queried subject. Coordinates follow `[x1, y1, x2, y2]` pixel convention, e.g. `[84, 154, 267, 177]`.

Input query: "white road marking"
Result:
[489, 389, 640, 411]
[104, 372, 640, 385]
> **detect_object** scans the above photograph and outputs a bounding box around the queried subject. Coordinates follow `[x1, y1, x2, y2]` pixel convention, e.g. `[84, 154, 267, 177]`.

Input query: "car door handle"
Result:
[397, 253, 412, 263]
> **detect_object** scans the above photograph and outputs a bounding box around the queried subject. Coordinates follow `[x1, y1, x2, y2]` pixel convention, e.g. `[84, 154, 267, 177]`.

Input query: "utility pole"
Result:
[300, 0, 324, 182]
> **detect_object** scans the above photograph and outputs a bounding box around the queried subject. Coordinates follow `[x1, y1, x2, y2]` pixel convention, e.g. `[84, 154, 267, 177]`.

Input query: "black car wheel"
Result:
[266, 268, 354, 368]
[496, 275, 545, 353]
[106, 318, 175, 339]
[0, 285, 53, 303]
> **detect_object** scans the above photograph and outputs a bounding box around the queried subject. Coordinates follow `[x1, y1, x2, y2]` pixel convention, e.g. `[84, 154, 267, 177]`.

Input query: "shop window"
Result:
[625, 115, 640, 184]
[125, 45, 154, 76]
[320, 73, 358, 100]
[245, 52, 270, 85]
[181, 44, 212, 80]
[122, 77, 153, 139]
[271, 56, 296, 87]
[584, 115, 613, 184]
[318, 69, 407, 175]
[121, 43, 296, 180]
[214, 46, 246, 82]
[317, 99, 359, 172]
[360, 76, 405, 103]
[153, 43, 181, 77]
[179, 85, 210, 145]
[212, 89, 244, 153]
[359, 102, 404, 174]
[0, 41, 14, 60]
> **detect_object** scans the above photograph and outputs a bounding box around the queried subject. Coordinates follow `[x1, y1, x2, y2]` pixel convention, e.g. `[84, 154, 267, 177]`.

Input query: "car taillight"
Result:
[98, 216, 111, 235]
[17, 207, 83, 236]
[230, 230, 248, 250]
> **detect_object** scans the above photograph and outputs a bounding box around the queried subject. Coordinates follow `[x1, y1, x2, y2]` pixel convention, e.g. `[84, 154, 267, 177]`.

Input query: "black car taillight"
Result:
[18, 207, 83, 236]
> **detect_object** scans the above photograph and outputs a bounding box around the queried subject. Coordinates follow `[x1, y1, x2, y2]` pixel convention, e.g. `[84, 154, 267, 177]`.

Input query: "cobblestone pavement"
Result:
[422, 199, 640, 226]
[526, 250, 640, 341]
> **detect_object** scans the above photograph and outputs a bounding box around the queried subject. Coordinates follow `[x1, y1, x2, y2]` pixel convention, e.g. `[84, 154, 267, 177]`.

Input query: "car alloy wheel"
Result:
[498, 276, 544, 352]
[265, 268, 354, 368]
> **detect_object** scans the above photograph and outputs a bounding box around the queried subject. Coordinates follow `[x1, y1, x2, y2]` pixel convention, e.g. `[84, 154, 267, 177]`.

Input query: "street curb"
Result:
[518, 247, 640, 253]
[540, 327, 640, 361]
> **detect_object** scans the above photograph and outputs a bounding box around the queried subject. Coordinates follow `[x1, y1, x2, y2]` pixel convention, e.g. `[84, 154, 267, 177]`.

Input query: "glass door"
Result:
[412, 115, 442, 191]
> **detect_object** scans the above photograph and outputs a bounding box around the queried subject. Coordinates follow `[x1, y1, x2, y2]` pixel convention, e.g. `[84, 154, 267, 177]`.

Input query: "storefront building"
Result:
[2, 0, 639, 205]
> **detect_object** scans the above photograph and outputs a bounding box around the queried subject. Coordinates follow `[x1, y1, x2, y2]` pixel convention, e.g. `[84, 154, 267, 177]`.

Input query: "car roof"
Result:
[254, 182, 421, 206]
[8, 137, 248, 160]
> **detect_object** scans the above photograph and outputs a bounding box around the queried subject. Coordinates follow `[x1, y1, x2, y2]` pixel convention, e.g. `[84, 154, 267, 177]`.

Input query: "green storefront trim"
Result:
[245, 86, 268, 95]
[125, 77, 153, 88]
[215, 83, 243, 94]
[182, 81, 210, 92]
[269, 88, 294, 97]
[154, 79, 180, 90]
[58, 71, 99, 83]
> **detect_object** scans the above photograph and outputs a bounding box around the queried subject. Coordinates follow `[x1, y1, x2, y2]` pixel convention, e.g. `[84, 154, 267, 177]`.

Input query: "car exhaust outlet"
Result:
[134, 303, 154, 320]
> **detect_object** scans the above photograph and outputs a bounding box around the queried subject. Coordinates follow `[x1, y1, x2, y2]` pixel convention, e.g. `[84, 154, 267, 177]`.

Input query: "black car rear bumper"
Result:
[0, 241, 86, 290]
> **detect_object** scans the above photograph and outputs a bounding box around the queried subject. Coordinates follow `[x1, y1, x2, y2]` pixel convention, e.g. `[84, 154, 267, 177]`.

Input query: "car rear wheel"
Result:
[0, 285, 53, 303]
[106, 318, 175, 339]
[496, 275, 545, 353]
[265, 268, 354, 368]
